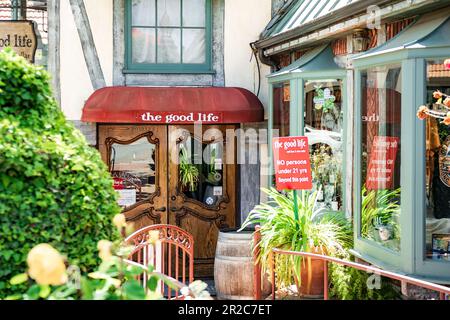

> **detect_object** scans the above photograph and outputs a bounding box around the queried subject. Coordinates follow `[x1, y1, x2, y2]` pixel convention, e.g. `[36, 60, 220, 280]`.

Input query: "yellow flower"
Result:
[97, 240, 113, 261]
[27, 244, 67, 286]
[148, 230, 160, 244]
[112, 214, 127, 231]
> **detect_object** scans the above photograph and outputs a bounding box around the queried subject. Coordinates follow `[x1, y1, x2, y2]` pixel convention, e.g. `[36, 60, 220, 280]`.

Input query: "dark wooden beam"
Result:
[47, 0, 61, 105]
[69, 0, 106, 90]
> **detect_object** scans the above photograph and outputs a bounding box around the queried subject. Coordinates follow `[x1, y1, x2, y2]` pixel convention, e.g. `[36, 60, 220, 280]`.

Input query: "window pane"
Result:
[272, 82, 290, 186]
[132, 28, 156, 63]
[157, 0, 181, 27]
[425, 59, 450, 262]
[183, 0, 206, 27]
[360, 65, 402, 251]
[157, 28, 181, 63]
[273, 82, 290, 137]
[182, 29, 205, 63]
[178, 136, 224, 208]
[110, 137, 157, 208]
[132, 0, 155, 26]
[304, 80, 344, 212]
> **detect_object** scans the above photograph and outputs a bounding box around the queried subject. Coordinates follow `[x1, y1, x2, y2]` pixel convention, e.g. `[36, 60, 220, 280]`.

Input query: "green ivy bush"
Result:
[0, 48, 121, 297]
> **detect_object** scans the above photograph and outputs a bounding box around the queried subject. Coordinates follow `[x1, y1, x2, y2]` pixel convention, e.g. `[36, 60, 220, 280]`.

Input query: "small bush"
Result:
[0, 48, 121, 297]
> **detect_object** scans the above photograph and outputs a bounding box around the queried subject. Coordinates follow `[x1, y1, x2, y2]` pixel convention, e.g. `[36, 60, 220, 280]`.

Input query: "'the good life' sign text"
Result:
[273, 136, 313, 191]
[0, 21, 37, 63]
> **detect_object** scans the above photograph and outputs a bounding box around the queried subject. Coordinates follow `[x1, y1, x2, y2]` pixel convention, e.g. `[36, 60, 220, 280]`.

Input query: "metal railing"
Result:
[252, 227, 450, 300]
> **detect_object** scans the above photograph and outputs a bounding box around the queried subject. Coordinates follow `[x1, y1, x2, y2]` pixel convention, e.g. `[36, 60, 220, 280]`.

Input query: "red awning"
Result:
[81, 86, 264, 124]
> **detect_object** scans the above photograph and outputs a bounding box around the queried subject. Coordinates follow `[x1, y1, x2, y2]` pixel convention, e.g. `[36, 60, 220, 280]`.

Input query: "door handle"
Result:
[170, 207, 182, 212]
[154, 206, 166, 212]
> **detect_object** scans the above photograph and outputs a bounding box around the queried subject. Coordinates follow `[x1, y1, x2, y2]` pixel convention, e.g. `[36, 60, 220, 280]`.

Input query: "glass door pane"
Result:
[360, 65, 402, 251]
[304, 79, 343, 211]
[110, 137, 157, 209]
[178, 135, 224, 208]
[424, 59, 450, 262]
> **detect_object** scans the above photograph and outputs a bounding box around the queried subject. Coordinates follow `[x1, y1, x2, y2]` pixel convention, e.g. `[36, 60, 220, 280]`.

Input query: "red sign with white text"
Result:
[113, 177, 124, 190]
[366, 136, 399, 190]
[273, 136, 313, 191]
[139, 112, 223, 124]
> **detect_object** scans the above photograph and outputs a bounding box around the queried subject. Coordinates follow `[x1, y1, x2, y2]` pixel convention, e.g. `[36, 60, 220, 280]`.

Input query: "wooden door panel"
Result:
[98, 125, 168, 231]
[176, 211, 221, 277]
[99, 124, 238, 278]
[168, 125, 237, 277]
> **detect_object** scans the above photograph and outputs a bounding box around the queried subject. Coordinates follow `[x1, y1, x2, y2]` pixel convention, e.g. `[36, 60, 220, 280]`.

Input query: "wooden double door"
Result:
[99, 124, 237, 277]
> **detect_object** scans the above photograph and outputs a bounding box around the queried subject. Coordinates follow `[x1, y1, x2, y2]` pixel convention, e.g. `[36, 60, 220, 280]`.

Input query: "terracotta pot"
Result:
[296, 247, 325, 298]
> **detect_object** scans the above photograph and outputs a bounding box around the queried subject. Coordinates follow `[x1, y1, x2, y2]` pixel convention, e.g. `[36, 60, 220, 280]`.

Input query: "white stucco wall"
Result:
[59, 0, 271, 121]
[60, 0, 113, 120]
[224, 0, 272, 118]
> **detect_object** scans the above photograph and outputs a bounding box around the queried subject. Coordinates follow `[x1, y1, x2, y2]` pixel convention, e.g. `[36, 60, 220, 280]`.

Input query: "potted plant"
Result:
[241, 188, 351, 298]
[179, 145, 200, 198]
[360, 185, 401, 246]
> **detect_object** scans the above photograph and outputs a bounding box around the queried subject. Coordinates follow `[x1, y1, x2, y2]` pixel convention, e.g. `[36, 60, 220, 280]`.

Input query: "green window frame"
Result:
[124, 0, 213, 74]
[268, 72, 348, 216]
[352, 61, 412, 274]
[353, 55, 450, 282]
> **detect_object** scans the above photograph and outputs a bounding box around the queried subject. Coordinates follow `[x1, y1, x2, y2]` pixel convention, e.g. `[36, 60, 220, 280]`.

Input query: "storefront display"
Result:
[360, 64, 402, 251]
[305, 80, 343, 211]
[273, 82, 290, 138]
[422, 59, 450, 261]
[83, 86, 264, 278]
[261, 1, 450, 279]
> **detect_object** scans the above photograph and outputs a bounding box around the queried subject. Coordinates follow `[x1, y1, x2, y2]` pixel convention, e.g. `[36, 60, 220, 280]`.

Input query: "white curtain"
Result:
[132, 0, 156, 63]
[132, 0, 155, 26]
[182, 29, 205, 64]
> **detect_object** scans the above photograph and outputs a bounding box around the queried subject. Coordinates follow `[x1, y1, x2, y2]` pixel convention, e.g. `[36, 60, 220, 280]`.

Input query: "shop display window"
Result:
[273, 82, 290, 138]
[360, 64, 402, 251]
[272, 82, 290, 186]
[424, 59, 450, 262]
[304, 79, 344, 211]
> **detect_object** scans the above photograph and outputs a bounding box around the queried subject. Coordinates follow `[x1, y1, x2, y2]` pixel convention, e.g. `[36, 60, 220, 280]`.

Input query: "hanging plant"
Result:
[417, 90, 450, 126]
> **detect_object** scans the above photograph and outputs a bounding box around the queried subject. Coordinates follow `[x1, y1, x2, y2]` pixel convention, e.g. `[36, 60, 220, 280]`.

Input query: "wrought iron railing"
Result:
[252, 227, 450, 300]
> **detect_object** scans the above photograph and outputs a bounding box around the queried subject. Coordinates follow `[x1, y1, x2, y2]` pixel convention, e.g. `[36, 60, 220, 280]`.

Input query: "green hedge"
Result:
[0, 48, 121, 297]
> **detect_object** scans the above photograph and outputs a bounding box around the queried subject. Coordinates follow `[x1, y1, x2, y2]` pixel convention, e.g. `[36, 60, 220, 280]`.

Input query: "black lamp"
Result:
[352, 28, 369, 53]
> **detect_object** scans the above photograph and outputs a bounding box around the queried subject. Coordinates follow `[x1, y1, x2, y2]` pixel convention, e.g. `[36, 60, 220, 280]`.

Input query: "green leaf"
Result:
[25, 284, 41, 300]
[4, 294, 22, 300]
[147, 276, 158, 292]
[122, 280, 146, 300]
[39, 285, 51, 299]
[10, 273, 28, 285]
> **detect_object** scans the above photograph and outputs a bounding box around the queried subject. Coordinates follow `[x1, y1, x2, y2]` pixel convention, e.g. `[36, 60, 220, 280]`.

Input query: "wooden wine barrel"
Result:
[214, 229, 271, 300]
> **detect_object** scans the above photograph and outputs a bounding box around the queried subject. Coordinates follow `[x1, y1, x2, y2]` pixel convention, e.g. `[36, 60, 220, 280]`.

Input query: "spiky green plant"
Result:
[360, 186, 401, 242]
[240, 188, 351, 290]
[179, 145, 199, 192]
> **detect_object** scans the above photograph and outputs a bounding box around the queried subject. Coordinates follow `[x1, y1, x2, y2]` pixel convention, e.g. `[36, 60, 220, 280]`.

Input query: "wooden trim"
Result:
[69, 0, 106, 89]
[47, 0, 61, 106]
